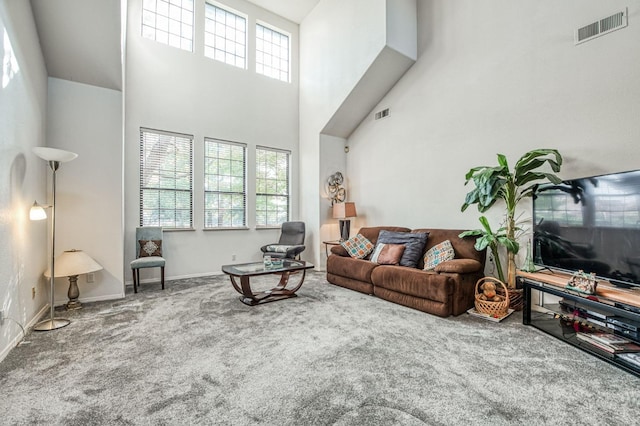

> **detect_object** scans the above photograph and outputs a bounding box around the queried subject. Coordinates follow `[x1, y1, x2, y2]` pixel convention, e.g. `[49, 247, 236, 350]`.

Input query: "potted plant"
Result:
[459, 149, 563, 289]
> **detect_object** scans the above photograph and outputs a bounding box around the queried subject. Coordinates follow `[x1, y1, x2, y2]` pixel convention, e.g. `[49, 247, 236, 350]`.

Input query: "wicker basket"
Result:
[475, 277, 510, 317]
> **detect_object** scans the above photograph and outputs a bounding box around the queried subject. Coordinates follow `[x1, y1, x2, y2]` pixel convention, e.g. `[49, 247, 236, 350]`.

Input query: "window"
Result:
[142, 0, 194, 51]
[140, 129, 193, 229]
[256, 147, 290, 227]
[204, 139, 247, 228]
[204, 3, 246, 68]
[256, 23, 290, 82]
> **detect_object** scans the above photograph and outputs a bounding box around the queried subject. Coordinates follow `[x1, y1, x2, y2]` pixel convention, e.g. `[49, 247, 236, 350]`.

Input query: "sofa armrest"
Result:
[330, 245, 349, 257]
[433, 259, 483, 274]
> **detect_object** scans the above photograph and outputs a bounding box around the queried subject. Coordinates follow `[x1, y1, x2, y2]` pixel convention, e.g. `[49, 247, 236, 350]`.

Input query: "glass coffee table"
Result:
[222, 259, 314, 306]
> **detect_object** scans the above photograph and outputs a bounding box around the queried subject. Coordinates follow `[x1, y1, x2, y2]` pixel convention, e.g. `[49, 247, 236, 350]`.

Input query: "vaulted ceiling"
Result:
[30, 0, 320, 91]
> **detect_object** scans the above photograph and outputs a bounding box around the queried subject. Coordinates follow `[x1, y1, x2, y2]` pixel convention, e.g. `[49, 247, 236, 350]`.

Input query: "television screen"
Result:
[533, 170, 640, 288]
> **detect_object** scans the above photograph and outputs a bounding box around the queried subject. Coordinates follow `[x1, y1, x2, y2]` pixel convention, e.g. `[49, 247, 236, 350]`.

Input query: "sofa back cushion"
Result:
[412, 228, 486, 269]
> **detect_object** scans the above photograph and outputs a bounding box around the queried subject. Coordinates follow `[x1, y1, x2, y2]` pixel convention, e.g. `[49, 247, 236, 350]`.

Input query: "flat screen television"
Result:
[532, 169, 640, 289]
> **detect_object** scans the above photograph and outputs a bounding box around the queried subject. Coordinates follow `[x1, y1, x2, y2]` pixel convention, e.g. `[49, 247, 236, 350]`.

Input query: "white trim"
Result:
[0, 304, 49, 364]
[124, 270, 225, 286]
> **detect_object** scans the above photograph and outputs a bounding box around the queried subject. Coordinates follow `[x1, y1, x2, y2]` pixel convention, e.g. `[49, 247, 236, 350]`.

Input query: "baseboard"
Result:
[124, 271, 224, 286]
[0, 304, 49, 364]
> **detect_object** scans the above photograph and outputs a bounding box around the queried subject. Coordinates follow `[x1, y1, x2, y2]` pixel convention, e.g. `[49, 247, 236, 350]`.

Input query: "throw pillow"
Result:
[370, 243, 405, 265]
[340, 234, 375, 259]
[423, 240, 455, 270]
[377, 230, 429, 268]
[139, 240, 162, 257]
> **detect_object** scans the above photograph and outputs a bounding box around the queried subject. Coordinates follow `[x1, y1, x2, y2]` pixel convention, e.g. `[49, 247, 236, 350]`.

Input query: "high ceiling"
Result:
[30, 0, 320, 92]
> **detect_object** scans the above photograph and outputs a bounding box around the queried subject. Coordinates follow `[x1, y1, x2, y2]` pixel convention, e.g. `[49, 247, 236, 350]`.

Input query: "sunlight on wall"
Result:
[2, 28, 19, 89]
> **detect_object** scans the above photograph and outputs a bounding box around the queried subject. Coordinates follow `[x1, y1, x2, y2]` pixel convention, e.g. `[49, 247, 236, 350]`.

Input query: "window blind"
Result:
[256, 146, 290, 227]
[204, 138, 247, 228]
[140, 128, 193, 229]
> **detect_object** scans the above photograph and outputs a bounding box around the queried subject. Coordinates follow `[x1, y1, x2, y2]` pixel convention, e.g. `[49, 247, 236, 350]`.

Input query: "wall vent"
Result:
[575, 8, 628, 45]
[374, 108, 390, 120]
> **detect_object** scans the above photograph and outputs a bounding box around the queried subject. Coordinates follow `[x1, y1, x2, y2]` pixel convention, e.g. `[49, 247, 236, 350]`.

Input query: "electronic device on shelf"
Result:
[532, 169, 640, 289]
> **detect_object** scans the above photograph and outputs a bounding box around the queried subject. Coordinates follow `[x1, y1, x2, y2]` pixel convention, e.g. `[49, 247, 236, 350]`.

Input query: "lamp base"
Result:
[33, 318, 71, 332]
[339, 219, 351, 241]
[66, 275, 82, 310]
[66, 300, 82, 310]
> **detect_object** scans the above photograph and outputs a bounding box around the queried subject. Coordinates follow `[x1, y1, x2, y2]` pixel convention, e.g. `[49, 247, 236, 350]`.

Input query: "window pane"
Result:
[204, 4, 246, 69]
[256, 147, 289, 226]
[256, 23, 289, 82]
[204, 138, 246, 228]
[140, 129, 193, 229]
[140, 0, 193, 51]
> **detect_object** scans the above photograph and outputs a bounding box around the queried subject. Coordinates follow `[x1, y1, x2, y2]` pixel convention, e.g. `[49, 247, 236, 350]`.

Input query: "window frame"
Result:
[141, 0, 195, 52]
[255, 146, 290, 228]
[255, 21, 291, 83]
[139, 128, 194, 230]
[204, 1, 248, 69]
[204, 138, 248, 230]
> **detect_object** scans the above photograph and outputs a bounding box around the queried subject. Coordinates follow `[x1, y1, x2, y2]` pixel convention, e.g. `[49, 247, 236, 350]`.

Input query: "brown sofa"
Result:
[326, 227, 486, 317]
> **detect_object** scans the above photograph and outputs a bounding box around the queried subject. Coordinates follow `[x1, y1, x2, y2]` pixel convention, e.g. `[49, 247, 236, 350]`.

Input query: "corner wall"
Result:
[46, 78, 124, 305]
[0, 0, 49, 361]
[300, 0, 417, 268]
[346, 0, 640, 263]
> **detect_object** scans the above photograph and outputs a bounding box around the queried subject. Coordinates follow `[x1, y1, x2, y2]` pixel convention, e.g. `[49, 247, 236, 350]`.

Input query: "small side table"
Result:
[323, 240, 342, 257]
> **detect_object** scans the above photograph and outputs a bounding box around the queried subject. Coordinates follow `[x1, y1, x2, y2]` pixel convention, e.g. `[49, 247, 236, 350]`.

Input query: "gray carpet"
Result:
[1, 271, 639, 425]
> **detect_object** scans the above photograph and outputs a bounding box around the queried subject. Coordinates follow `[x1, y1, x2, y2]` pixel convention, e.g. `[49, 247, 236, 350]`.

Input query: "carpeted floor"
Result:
[1, 271, 639, 425]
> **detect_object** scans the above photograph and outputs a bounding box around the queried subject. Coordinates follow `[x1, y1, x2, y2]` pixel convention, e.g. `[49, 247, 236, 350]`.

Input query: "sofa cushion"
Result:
[340, 234, 374, 259]
[327, 255, 379, 284]
[370, 243, 405, 265]
[377, 230, 429, 268]
[423, 240, 455, 270]
[371, 265, 452, 302]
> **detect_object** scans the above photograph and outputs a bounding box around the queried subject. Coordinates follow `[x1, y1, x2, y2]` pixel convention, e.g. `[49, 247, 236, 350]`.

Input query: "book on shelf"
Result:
[576, 332, 640, 353]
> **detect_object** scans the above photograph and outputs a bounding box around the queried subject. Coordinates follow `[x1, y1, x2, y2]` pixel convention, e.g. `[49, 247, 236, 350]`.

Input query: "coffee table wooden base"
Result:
[229, 270, 307, 306]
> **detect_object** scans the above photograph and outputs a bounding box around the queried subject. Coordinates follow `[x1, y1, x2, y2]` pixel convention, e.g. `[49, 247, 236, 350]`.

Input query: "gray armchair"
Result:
[260, 221, 306, 259]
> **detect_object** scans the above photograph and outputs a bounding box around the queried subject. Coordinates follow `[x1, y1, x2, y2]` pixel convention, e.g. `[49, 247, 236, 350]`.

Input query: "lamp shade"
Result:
[33, 147, 78, 162]
[44, 250, 102, 278]
[29, 201, 47, 220]
[332, 202, 357, 219]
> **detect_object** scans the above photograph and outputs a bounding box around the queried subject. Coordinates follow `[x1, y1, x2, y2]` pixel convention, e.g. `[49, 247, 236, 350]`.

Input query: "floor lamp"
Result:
[30, 147, 78, 331]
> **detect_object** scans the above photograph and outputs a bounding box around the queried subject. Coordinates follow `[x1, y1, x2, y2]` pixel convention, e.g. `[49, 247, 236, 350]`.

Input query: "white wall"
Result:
[0, 0, 49, 360]
[346, 0, 640, 263]
[299, 0, 416, 268]
[125, 0, 300, 281]
[47, 78, 124, 305]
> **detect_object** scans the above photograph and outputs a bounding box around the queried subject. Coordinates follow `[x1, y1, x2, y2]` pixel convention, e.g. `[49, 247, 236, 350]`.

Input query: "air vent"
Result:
[575, 8, 628, 45]
[374, 108, 390, 120]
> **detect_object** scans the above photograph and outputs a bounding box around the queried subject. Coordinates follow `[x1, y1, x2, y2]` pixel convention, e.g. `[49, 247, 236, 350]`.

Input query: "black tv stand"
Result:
[519, 270, 640, 377]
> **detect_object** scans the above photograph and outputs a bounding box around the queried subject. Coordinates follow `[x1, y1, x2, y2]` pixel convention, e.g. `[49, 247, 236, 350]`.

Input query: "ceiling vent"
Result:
[575, 8, 628, 45]
[374, 108, 390, 120]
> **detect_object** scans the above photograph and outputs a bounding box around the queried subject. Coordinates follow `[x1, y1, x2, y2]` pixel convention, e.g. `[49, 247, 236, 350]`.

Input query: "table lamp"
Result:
[45, 250, 103, 310]
[333, 202, 357, 241]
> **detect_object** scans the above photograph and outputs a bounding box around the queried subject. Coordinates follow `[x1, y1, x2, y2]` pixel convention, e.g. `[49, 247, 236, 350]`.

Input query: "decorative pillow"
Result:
[340, 234, 375, 259]
[423, 240, 455, 270]
[139, 240, 162, 257]
[370, 243, 405, 265]
[377, 231, 429, 268]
